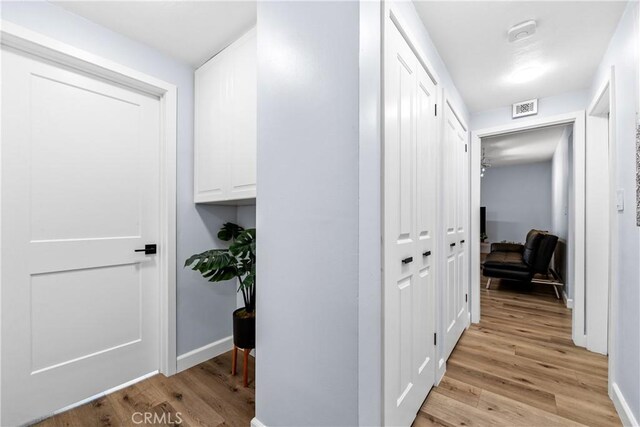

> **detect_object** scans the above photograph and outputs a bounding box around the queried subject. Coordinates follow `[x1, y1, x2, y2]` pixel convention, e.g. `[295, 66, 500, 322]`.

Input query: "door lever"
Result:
[450, 243, 456, 247]
[460, 240, 465, 244]
[402, 257, 413, 264]
[134, 244, 157, 255]
[423, 251, 431, 257]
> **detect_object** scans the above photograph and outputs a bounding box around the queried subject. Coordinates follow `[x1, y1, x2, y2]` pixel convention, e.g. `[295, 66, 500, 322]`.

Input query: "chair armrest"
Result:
[490, 243, 523, 253]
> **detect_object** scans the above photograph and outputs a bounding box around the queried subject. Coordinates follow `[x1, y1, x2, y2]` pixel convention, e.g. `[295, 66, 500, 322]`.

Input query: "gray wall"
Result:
[256, 2, 360, 425]
[590, 0, 640, 420]
[481, 162, 553, 243]
[1, 1, 239, 357]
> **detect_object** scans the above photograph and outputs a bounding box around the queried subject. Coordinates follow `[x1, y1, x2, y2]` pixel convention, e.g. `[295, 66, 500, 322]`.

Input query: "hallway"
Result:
[415, 276, 620, 426]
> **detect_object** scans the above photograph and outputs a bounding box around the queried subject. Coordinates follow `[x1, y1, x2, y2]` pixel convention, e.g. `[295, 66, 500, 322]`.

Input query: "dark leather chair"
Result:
[483, 229, 558, 288]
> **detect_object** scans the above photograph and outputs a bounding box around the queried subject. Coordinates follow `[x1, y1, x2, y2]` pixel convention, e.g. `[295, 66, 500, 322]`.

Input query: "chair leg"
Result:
[486, 277, 492, 289]
[553, 285, 561, 300]
[243, 348, 250, 387]
[231, 345, 238, 376]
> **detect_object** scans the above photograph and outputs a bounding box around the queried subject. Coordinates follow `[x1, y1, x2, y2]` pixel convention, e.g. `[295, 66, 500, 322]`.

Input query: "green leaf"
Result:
[218, 222, 244, 242]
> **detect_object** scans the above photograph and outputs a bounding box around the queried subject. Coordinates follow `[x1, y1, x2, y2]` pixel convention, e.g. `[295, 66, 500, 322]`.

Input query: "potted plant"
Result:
[480, 232, 488, 243]
[185, 222, 256, 349]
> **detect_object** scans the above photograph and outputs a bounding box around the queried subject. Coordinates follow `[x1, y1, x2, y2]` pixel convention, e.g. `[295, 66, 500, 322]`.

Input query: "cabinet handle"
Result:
[450, 243, 456, 247]
[460, 240, 465, 244]
[423, 251, 431, 257]
[402, 257, 413, 264]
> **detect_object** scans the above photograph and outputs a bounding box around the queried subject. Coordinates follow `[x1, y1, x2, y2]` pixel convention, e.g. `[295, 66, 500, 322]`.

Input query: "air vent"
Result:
[512, 99, 538, 118]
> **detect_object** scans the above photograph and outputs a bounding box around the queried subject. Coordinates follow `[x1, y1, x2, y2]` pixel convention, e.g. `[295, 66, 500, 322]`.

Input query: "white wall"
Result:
[589, 1, 640, 421]
[255, 2, 360, 425]
[481, 162, 553, 243]
[551, 129, 571, 241]
[0, 1, 239, 357]
[551, 128, 572, 296]
[472, 90, 588, 130]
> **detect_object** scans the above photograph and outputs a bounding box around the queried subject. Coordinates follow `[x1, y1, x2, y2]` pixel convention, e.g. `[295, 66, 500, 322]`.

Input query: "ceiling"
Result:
[414, 1, 627, 113]
[52, 1, 256, 68]
[482, 125, 571, 167]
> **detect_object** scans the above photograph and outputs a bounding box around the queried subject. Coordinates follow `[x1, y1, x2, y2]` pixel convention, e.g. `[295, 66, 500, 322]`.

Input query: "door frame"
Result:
[586, 67, 616, 362]
[0, 20, 178, 395]
[470, 111, 587, 348]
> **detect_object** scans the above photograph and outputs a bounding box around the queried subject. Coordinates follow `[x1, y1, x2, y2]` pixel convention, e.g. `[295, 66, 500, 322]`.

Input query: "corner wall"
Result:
[255, 2, 360, 425]
[589, 1, 640, 422]
[0, 1, 239, 358]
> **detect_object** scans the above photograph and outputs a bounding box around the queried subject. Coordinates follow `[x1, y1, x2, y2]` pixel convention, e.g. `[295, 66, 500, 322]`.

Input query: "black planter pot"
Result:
[232, 308, 255, 349]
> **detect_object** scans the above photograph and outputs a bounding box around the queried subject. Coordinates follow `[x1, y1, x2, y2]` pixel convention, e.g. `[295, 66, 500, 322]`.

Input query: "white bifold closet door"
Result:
[443, 102, 469, 361]
[383, 18, 438, 427]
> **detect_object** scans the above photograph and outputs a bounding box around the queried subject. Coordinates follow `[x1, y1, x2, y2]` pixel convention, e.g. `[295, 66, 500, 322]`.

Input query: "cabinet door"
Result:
[194, 50, 231, 202]
[229, 29, 257, 200]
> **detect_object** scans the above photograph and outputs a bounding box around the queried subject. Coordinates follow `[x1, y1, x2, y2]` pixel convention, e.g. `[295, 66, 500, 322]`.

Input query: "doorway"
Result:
[471, 111, 587, 346]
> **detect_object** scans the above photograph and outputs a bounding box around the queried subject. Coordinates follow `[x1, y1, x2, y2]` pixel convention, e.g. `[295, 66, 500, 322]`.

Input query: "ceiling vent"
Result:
[508, 20, 536, 43]
[512, 99, 538, 119]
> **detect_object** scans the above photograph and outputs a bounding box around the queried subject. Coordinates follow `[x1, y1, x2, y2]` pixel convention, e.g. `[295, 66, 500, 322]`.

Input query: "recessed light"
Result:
[508, 20, 536, 43]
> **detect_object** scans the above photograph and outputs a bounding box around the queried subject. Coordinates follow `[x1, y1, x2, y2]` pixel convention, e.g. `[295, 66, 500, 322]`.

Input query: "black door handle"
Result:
[402, 257, 413, 264]
[134, 244, 157, 255]
[460, 240, 465, 244]
[423, 251, 431, 257]
[450, 243, 456, 247]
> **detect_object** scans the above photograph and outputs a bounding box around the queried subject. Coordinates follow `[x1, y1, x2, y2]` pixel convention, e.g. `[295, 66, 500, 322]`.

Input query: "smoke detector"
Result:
[508, 20, 536, 42]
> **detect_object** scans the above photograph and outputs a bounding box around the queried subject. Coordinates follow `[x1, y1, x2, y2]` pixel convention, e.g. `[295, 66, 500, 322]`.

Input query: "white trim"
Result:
[562, 291, 574, 309]
[470, 111, 587, 351]
[176, 336, 234, 373]
[251, 417, 268, 427]
[611, 383, 639, 427]
[0, 21, 178, 383]
[435, 358, 446, 386]
[387, 7, 441, 86]
[586, 68, 615, 357]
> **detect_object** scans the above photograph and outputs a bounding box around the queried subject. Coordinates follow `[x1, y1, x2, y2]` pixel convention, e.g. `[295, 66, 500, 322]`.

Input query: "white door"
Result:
[443, 102, 469, 360]
[384, 20, 437, 427]
[1, 47, 161, 426]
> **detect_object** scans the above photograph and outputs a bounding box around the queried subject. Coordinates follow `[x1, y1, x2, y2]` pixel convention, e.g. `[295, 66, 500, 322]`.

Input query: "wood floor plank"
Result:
[419, 271, 621, 426]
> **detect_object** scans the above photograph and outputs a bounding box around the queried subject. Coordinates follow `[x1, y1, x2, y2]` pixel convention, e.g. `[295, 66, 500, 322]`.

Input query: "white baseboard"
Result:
[176, 335, 233, 373]
[251, 417, 267, 427]
[611, 382, 639, 426]
[562, 291, 574, 308]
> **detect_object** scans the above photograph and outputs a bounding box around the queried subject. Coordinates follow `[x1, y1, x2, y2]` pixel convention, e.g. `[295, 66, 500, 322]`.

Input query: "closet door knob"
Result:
[450, 243, 456, 247]
[402, 257, 413, 264]
[460, 240, 465, 244]
[423, 251, 431, 257]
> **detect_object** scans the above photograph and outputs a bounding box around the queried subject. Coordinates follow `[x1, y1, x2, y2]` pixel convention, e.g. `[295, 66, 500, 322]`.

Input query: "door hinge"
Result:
[465, 294, 468, 303]
[434, 333, 437, 346]
[434, 104, 437, 116]
[465, 143, 468, 152]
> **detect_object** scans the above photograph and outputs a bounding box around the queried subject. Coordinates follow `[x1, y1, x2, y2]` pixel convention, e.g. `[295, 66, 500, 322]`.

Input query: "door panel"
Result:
[384, 20, 437, 427]
[2, 48, 161, 426]
[443, 102, 469, 361]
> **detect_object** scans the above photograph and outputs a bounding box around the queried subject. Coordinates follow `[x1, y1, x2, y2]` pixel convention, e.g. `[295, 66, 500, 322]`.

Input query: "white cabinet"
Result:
[194, 28, 256, 204]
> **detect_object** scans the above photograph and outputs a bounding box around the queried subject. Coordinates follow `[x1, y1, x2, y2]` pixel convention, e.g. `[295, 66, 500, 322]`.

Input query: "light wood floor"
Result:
[35, 351, 255, 427]
[415, 272, 620, 427]
[37, 274, 619, 427]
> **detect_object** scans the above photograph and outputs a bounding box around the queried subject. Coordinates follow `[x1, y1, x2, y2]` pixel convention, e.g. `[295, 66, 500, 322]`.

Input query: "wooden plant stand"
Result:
[231, 345, 253, 387]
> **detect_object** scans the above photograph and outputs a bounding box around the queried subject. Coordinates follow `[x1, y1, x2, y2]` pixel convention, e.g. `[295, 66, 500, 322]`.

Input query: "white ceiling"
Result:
[52, 1, 256, 68]
[414, 1, 627, 113]
[482, 125, 570, 167]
